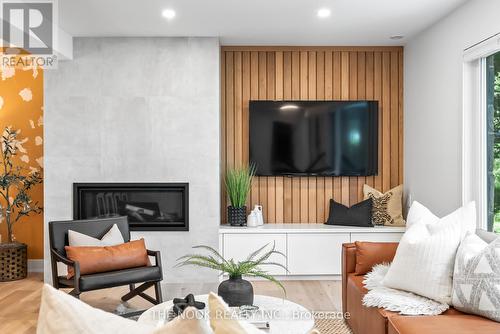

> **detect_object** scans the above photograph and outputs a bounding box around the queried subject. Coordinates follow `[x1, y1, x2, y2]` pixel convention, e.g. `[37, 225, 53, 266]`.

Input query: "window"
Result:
[463, 34, 500, 232]
[486, 51, 500, 233]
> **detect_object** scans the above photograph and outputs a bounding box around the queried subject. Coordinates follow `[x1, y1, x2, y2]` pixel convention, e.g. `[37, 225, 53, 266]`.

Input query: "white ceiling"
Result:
[59, 0, 469, 45]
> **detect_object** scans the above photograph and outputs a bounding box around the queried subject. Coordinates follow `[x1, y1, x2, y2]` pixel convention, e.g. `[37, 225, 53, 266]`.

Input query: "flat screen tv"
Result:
[249, 100, 378, 176]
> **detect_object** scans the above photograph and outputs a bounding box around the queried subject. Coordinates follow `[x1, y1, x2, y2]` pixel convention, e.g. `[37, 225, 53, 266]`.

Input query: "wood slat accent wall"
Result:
[221, 46, 403, 224]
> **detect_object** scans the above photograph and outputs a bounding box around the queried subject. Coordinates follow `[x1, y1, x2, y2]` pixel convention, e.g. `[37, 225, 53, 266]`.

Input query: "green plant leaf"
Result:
[175, 260, 223, 271]
[251, 244, 286, 266]
[225, 165, 256, 207]
[246, 270, 287, 297]
[192, 245, 228, 264]
[175, 254, 221, 268]
[259, 262, 289, 272]
[245, 243, 269, 261]
[174, 239, 289, 296]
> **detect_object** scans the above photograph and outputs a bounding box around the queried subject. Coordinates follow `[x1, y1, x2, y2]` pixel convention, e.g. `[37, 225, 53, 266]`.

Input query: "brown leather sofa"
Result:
[342, 240, 500, 334]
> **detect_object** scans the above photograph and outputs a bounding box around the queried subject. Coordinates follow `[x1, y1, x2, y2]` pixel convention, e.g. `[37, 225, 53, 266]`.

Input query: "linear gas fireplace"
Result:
[73, 183, 189, 231]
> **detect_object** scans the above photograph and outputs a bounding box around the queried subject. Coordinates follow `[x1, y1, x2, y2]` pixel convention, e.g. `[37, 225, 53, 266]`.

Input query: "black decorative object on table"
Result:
[218, 275, 254, 307]
[171, 294, 206, 318]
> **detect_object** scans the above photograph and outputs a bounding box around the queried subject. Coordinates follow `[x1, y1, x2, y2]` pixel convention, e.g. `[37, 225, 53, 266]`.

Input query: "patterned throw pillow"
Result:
[363, 184, 405, 226]
[452, 234, 500, 322]
[368, 192, 393, 226]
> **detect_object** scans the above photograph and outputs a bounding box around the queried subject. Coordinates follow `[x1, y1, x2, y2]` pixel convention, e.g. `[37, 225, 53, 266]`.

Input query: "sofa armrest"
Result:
[341, 241, 400, 314]
[342, 243, 357, 314]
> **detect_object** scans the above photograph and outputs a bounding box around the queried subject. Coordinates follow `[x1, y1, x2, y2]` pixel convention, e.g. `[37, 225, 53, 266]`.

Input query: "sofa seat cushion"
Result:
[388, 314, 500, 334]
[78, 266, 162, 291]
[347, 274, 471, 334]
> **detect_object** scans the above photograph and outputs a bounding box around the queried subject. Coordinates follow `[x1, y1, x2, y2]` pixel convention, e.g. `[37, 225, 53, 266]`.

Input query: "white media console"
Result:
[219, 224, 405, 279]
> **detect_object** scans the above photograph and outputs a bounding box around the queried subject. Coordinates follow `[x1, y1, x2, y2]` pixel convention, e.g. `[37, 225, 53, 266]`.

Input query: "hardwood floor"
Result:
[0, 273, 342, 334]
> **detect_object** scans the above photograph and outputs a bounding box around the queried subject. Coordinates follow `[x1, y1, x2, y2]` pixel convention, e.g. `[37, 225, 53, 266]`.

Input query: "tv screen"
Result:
[249, 100, 378, 176]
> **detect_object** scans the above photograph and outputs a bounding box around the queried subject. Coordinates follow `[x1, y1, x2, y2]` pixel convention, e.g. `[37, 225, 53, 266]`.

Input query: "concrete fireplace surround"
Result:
[44, 37, 220, 283]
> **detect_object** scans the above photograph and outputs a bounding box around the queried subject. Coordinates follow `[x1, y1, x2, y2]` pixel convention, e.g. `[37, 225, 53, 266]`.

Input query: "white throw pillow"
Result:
[37, 285, 280, 334]
[68, 224, 124, 247]
[452, 233, 500, 322]
[405, 201, 439, 230]
[382, 201, 476, 304]
[36, 284, 212, 334]
[208, 293, 265, 334]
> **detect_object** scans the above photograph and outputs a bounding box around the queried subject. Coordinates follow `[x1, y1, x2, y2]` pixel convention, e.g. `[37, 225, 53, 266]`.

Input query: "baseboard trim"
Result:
[28, 259, 44, 273]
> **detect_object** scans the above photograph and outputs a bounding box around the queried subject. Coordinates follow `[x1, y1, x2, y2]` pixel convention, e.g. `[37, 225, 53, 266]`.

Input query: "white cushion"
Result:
[405, 201, 439, 230]
[37, 285, 282, 334]
[382, 201, 476, 304]
[68, 224, 124, 247]
[452, 233, 500, 322]
[208, 293, 265, 334]
[36, 284, 212, 334]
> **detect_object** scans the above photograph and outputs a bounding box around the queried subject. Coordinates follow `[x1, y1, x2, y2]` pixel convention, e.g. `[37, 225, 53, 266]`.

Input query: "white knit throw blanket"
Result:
[362, 264, 449, 315]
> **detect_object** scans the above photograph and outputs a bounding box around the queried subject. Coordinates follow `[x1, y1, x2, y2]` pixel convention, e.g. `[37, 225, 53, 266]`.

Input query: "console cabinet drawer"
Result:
[287, 233, 350, 275]
[223, 233, 287, 275]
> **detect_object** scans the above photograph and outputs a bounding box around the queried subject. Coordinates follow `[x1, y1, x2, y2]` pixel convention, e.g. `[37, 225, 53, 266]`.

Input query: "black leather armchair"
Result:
[48, 216, 163, 304]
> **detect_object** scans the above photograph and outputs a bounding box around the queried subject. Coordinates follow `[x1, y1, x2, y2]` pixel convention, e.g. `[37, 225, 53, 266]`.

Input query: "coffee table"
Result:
[138, 294, 315, 334]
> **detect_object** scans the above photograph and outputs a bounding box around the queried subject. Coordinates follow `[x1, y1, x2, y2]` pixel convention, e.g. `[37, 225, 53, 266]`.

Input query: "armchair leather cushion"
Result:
[354, 241, 399, 275]
[78, 266, 162, 291]
[65, 239, 149, 278]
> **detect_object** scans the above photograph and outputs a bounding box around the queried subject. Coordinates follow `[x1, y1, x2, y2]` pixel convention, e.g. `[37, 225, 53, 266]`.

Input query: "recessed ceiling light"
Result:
[390, 35, 404, 40]
[162, 9, 176, 20]
[317, 8, 331, 18]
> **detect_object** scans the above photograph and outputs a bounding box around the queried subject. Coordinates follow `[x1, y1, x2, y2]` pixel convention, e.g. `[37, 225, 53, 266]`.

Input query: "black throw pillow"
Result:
[325, 198, 373, 227]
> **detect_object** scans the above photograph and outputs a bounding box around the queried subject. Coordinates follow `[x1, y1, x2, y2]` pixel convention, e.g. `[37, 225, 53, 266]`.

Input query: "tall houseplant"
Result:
[0, 127, 43, 281]
[225, 165, 255, 226]
[176, 243, 286, 306]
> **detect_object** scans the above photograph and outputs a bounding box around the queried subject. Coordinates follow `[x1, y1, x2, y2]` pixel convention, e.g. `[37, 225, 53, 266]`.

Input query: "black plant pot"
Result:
[228, 206, 247, 226]
[218, 275, 254, 307]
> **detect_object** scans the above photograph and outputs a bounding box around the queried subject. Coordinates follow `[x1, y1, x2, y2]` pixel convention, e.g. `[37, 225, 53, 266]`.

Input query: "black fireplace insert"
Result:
[73, 183, 189, 231]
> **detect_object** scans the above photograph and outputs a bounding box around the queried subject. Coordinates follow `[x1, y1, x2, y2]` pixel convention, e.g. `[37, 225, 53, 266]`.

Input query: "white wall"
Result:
[44, 37, 220, 283]
[404, 0, 500, 216]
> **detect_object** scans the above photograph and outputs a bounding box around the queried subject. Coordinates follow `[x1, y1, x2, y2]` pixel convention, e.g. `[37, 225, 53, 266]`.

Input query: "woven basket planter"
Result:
[0, 242, 27, 282]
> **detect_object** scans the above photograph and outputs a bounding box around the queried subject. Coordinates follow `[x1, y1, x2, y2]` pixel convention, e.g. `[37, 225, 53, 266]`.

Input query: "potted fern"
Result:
[176, 243, 286, 306]
[225, 165, 255, 226]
